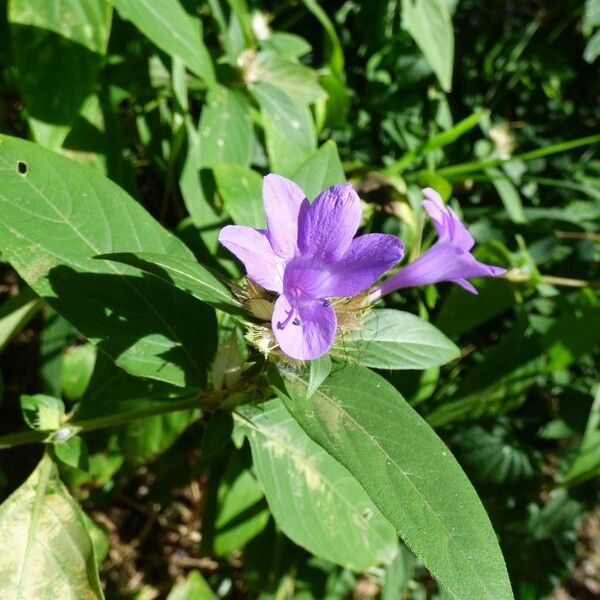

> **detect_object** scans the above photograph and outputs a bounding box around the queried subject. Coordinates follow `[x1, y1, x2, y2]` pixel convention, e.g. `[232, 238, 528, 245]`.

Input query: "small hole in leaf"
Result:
[17, 161, 28, 175]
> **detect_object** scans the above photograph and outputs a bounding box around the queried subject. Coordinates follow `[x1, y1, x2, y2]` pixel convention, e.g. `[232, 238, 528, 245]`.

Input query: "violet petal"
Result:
[316, 233, 404, 297]
[375, 241, 506, 296]
[298, 184, 361, 261]
[423, 188, 475, 251]
[263, 174, 309, 259]
[218, 225, 285, 293]
[271, 294, 337, 360]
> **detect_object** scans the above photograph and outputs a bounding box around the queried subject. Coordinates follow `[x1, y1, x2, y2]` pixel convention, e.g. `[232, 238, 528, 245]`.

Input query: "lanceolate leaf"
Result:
[0, 135, 217, 387]
[238, 399, 399, 570]
[402, 0, 454, 92]
[198, 86, 253, 167]
[335, 309, 460, 370]
[251, 82, 316, 176]
[109, 0, 215, 85]
[0, 455, 103, 599]
[272, 364, 514, 600]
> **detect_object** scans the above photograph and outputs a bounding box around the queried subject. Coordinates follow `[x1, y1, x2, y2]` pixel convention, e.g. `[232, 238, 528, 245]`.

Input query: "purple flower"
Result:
[219, 174, 404, 360]
[370, 188, 505, 300]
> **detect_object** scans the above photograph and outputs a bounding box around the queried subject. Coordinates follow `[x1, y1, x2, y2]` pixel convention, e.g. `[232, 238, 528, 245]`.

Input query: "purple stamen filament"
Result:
[277, 307, 295, 330]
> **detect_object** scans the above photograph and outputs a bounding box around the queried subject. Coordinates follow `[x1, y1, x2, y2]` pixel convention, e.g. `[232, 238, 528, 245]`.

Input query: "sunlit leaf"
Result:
[0, 455, 103, 599]
[402, 0, 454, 92]
[273, 364, 514, 600]
[109, 0, 215, 85]
[238, 399, 399, 570]
[0, 135, 217, 387]
[335, 309, 459, 370]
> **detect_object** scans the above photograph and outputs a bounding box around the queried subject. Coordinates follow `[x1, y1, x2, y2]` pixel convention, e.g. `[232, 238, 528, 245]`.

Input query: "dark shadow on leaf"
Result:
[94, 252, 244, 317]
[48, 265, 217, 388]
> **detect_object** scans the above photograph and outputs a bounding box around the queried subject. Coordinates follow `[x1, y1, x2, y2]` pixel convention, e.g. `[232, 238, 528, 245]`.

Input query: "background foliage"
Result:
[0, 0, 599, 598]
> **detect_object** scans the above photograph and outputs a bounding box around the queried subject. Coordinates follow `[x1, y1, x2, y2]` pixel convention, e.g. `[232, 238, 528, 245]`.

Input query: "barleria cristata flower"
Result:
[369, 188, 506, 300]
[219, 176, 505, 361]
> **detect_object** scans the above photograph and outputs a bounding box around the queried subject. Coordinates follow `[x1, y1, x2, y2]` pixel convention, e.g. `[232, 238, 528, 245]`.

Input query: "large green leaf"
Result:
[402, 0, 454, 92]
[109, 0, 215, 85]
[0, 455, 103, 599]
[334, 309, 459, 370]
[291, 141, 346, 201]
[251, 82, 316, 176]
[272, 364, 513, 600]
[238, 399, 399, 570]
[8, 0, 112, 148]
[0, 134, 217, 387]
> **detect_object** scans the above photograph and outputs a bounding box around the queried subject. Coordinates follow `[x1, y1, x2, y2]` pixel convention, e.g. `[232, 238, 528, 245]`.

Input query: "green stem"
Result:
[437, 134, 600, 178]
[0, 391, 225, 450]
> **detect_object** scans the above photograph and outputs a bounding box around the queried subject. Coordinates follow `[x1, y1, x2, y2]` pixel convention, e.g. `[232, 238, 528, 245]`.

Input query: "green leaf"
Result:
[40, 309, 79, 397]
[54, 436, 90, 471]
[179, 115, 223, 247]
[198, 86, 253, 167]
[0, 134, 217, 387]
[20, 394, 65, 431]
[0, 455, 103, 599]
[402, 0, 454, 92]
[272, 365, 513, 600]
[213, 454, 270, 556]
[214, 164, 265, 228]
[8, 0, 112, 148]
[0, 287, 42, 353]
[426, 326, 543, 428]
[251, 82, 317, 176]
[167, 570, 217, 600]
[109, 0, 215, 85]
[61, 343, 97, 402]
[254, 53, 326, 105]
[542, 302, 600, 371]
[291, 141, 346, 201]
[435, 278, 515, 337]
[120, 410, 199, 465]
[584, 29, 600, 63]
[486, 167, 526, 223]
[307, 354, 332, 399]
[261, 32, 312, 59]
[335, 309, 460, 370]
[383, 110, 487, 175]
[238, 399, 399, 570]
[301, 0, 344, 76]
[452, 423, 538, 488]
[96, 252, 241, 315]
[562, 386, 600, 487]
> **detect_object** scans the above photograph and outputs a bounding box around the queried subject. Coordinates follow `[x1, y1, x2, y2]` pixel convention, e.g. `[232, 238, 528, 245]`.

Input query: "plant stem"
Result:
[0, 391, 225, 450]
[437, 134, 600, 178]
